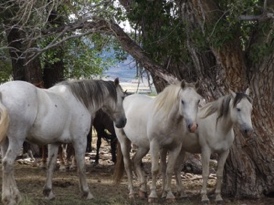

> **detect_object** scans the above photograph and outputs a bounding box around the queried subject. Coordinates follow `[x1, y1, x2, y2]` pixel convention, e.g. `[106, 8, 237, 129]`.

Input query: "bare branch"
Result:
[239, 13, 274, 21]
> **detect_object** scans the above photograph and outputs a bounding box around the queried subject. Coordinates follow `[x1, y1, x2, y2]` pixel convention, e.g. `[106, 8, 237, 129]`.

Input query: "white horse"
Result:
[113, 80, 202, 203]
[161, 89, 253, 204]
[0, 78, 126, 205]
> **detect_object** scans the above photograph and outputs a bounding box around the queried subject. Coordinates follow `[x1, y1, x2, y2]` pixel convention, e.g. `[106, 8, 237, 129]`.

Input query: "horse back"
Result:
[123, 94, 153, 114]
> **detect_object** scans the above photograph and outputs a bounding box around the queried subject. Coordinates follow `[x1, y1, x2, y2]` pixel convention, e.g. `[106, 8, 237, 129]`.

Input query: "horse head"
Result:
[178, 80, 202, 133]
[230, 88, 253, 136]
[102, 78, 127, 129]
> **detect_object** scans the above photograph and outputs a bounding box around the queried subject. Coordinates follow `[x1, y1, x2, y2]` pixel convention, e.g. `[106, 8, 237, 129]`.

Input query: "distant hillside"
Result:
[103, 55, 156, 94]
[103, 55, 137, 82]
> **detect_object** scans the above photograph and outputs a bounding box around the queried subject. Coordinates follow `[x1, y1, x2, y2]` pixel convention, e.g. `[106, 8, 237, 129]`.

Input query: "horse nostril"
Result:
[188, 124, 191, 130]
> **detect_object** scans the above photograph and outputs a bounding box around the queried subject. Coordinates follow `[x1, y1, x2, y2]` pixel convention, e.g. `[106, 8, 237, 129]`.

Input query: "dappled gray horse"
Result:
[0, 78, 126, 205]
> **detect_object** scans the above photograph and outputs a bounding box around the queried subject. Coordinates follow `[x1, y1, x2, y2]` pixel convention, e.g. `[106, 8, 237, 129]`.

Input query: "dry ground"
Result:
[0, 138, 274, 205]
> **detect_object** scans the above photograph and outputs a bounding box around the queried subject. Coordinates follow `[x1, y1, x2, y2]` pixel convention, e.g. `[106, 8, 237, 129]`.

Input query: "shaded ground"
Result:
[1, 139, 274, 205]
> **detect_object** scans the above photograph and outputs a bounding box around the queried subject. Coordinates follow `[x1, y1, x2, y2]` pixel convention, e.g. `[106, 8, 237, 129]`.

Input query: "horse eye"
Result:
[181, 100, 185, 105]
[237, 108, 241, 112]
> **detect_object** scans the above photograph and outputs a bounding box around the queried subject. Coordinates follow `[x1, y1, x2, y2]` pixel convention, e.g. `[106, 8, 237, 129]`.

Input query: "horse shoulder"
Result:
[197, 114, 234, 152]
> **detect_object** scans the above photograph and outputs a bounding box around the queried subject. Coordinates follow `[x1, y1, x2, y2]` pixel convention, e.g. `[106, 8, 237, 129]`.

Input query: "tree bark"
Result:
[5, 26, 43, 85]
[178, 0, 274, 198]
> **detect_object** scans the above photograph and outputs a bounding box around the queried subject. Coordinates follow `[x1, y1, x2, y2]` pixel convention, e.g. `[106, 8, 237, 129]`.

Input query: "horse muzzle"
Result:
[115, 118, 127, 128]
[242, 127, 254, 137]
[188, 122, 198, 133]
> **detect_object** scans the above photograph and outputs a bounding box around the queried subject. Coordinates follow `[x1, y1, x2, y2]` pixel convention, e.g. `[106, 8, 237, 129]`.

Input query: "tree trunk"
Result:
[43, 61, 64, 88]
[43, 9, 65, 88]
[177, 0, 274, 198]
[6, 26, 43, 85]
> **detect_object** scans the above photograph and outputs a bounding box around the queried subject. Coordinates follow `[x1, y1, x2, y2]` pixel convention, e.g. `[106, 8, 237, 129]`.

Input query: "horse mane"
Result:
[57, 79, 118, 109]
[199, 92, 252, 121]
[153, 82, 197, 118]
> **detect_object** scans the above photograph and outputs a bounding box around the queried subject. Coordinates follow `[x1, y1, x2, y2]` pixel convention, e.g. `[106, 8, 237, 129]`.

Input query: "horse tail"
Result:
[113, 141, 124, 184]
[0, 92, 9, 144]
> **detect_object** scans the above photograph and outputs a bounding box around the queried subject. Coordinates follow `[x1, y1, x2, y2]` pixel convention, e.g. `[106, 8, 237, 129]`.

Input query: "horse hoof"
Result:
[84, 192, 94, 199]
[2, 193, 22, 205]
[201, 200, 210, 205]
[59, 167, 67, 172]
[216, 200, 223, 205]
[44, 193, 55, 200]
[166, 197, 176, 203]
[129, 193, 135, 199]
[138, 190, 147, 199]
[43, 188, 55, 200]
[40, 164, 47, 170]
[69, 166, 77, 171]
[148, 197, 157, 203]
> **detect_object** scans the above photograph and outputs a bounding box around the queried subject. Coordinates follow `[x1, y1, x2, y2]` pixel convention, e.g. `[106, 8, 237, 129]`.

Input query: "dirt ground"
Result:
[1, 138, 274, 205]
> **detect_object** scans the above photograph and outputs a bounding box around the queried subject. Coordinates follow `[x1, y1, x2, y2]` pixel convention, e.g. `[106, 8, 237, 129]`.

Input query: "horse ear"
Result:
[114, 78, 120, 86]
[181, 80, 186, 89]
[245, 87, 250, 96]
[229, 89, 236, 98]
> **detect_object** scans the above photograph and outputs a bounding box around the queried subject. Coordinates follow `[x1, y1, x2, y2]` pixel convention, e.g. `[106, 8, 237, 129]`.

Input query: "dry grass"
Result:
[0, 138, 274, 205]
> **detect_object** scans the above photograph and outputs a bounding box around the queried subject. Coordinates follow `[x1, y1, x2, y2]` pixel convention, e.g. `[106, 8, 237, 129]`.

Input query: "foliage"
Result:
[127, 0, 189, 64]
[0, 0, 129, 82]
[40, 34, 120, 79]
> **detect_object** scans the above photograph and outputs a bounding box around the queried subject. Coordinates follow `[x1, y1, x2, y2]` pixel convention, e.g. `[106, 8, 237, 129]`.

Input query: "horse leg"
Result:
[115, 129, 134, 198]
[200, 149, 211, 204]
[160, 149, 168, 198]
[27, 147, 35, 161]
[73, 142, 93, 199]
[132, 147, 149, 199]
[43, 143, 59, 200]
[121, 139, 134, 198]
[110, 136, 117, 163]
[173, 149, 187, 198]
[163, 146, 182, 202]
[95, 133, 102, 164]
[1, 138, 24, 205]
[215, 150, 229, 204]
[68, 144, 77, 171]
[40, 145, 47, 169]
[86, 129, 92, 153]
[148, 140, 160, 203]
[59, 144, 67, 172]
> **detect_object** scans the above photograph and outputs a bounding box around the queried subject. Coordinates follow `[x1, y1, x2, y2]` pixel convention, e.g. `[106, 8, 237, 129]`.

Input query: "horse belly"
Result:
[122, 95, 151, 148]
[124, 125, 149, 148]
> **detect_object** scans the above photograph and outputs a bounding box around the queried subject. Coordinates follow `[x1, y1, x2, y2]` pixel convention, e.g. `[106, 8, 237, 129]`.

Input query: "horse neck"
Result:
[216, 104, 234, 134]
[157, 100, 182, 126]
[88, 96, 108, 117]
[170, 101, 182, 121]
